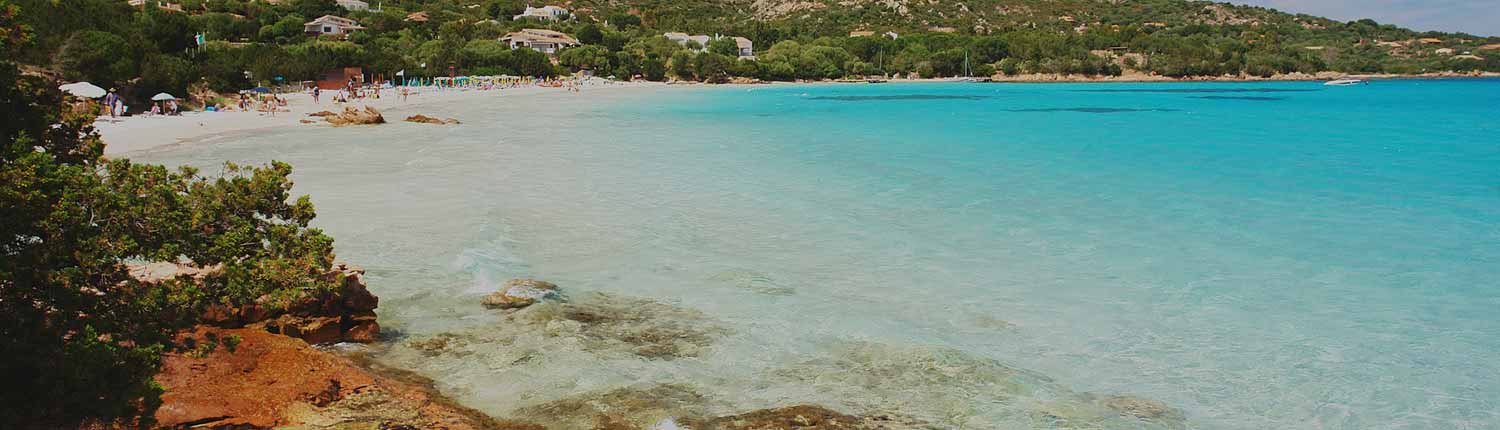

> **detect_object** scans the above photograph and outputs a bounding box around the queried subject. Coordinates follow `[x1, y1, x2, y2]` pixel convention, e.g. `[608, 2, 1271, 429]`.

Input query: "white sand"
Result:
[98, 80, 665, 155]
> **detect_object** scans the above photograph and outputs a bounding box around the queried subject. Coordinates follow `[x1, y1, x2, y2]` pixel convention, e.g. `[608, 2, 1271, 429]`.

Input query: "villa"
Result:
[513, 5, 569, 21]
[664, 32, 754, 58]
[335, 0, 368, 11]
[304, 15, 364, 37]
[502, 28, 579, 55]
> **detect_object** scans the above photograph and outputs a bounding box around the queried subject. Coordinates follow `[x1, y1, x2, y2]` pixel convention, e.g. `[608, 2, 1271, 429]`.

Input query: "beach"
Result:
[98, 80, 665, 155]
[123, 79, 1500, 429]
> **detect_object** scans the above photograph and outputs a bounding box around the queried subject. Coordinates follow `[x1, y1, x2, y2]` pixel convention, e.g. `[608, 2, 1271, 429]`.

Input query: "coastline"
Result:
[97, 81, 666, 156]
[97, 72, 1499, 155]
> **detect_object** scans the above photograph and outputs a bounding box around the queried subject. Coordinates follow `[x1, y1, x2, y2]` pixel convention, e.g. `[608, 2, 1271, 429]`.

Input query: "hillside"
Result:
[7, 0, 1498, 103]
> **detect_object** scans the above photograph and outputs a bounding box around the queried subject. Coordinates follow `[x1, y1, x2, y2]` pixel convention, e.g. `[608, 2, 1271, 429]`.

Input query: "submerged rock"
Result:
[405, 114, 461, 125]
[516, 383, 716, 430]
[1097, 394, 1185, 423]
[481, 278, 560, 309]
[517, 292, 723, 359]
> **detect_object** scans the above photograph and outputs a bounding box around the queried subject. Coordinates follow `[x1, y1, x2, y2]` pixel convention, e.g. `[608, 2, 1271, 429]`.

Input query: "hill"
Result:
[6, 0, 1498, 103]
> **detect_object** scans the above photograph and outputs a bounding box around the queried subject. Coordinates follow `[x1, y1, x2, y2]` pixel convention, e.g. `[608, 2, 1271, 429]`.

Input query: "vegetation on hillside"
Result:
[0, 4, 341, 428]
[8, 0, 1499, 103]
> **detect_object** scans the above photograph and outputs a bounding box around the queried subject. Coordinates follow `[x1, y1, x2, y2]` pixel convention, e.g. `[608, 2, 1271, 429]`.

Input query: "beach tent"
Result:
[59, 82, 107, 98]
[252, 86, 271, 93]
[151, 93, 177, 101]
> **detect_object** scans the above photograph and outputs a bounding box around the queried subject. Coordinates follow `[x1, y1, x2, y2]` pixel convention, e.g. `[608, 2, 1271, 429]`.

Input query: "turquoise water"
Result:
[135, 80, 1500, 429]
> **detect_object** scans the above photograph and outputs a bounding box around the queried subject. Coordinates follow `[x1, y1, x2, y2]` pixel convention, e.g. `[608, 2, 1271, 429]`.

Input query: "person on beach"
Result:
[103, 89, 120, 118]
[168, 99, 179, 115]
[312, 87, 320, 103]
[400, 87, 408, 102]
[149, 102, 161, 116]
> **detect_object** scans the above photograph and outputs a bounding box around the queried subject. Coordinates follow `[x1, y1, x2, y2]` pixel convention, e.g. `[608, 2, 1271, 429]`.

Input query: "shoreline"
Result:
[98, 73, 1499, 155]
[97, 81, 666, 156]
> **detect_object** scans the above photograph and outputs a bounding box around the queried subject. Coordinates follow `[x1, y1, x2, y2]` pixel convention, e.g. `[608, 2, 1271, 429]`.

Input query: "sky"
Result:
[1232, 0, 1498, 36]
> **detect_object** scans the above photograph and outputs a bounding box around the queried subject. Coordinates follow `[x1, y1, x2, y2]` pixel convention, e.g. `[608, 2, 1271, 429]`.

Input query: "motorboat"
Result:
[1324, 78, 1366, 86]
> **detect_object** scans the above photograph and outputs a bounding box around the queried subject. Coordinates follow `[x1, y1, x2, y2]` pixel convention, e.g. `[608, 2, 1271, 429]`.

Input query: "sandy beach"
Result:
[97, 80, 664, 155]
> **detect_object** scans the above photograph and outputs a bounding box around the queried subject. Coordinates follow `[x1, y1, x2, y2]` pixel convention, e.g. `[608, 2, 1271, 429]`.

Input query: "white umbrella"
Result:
[151, 92, 178, 101]
[59, 82, 106, 98]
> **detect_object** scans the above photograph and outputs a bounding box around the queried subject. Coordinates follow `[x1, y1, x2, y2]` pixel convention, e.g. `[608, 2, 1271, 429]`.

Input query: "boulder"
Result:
[154, 327, 513, 430]
[405, 114, 461, 125]
[324, 106, 385, 126]
[481, 279, 559, 309]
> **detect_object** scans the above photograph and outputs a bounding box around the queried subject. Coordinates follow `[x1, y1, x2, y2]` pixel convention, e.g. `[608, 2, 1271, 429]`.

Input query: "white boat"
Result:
[1324, 78, 1366, 86]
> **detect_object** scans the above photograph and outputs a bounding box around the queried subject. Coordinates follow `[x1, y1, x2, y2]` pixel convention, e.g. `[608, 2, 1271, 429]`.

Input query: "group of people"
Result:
[148, 99, 181, 116]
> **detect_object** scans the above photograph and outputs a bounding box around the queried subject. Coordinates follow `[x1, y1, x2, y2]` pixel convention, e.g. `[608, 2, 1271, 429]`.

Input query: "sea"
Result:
[132, 79, 1500, 430]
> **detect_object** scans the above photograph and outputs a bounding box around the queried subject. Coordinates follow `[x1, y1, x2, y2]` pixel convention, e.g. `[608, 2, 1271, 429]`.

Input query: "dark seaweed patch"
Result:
[808, 94, 989, 101]
[1077, 88, 1316, 93]
[1193, 96, 1285, 101]
[1006, 107, 1179, 113]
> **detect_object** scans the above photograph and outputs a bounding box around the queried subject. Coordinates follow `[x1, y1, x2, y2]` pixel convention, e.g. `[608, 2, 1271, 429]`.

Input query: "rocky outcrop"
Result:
[153, 327, 521, 430]
[131, 262, 379, 345]
[480, 278, 558, 309]
[404, 114, 461, 125]
[322, 106, 386, 126]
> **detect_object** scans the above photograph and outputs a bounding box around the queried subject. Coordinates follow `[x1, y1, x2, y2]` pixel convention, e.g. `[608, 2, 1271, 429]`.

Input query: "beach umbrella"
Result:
[151, 92, 177, 101]
[58, 82, 106, 98]
[252, 86, 271, 93]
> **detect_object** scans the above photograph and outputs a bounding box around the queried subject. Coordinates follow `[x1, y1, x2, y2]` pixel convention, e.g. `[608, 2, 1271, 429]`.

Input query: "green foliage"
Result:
[559, 44, 610, 71]
[707, 37, 738, 57]
[576, 23, 603, 45]
[1, 10, 339, 427]
[58, 30, 134, 87]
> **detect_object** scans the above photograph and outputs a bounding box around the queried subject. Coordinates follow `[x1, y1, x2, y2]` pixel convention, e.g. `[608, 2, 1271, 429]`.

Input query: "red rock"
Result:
[154, 327, 507, 430]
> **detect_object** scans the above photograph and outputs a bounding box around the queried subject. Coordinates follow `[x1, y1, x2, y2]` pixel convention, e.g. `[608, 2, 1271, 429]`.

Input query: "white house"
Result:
[512, 5, 568, 21]
[733, 37, 754, 58]
[304, 15, 364, 37]
[502, 28, 579, 55]
[335, 0, 368, 11]
[665, 32, 753, 58]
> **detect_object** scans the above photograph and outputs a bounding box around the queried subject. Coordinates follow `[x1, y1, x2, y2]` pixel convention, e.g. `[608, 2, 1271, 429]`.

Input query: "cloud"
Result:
[1232, 0, 1499, 36]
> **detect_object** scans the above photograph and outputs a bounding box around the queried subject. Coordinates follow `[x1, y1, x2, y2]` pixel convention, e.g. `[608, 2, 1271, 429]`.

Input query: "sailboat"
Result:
[950, 50, 978, 82]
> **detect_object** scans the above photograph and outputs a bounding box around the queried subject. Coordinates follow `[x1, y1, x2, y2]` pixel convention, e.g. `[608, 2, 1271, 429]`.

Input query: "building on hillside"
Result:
[849, 30, 875, 37]
[405, 11, 429, 22]
[128, 0, 185, 12]
[1434, 48, 1455, 55]
[1452, 54, 1484, 61]
[733, 37, 754, 58]
[304, 15, 364, 37]
[1417, 38, 1443, 45]
[884, 31, 899, 39]
[928, 26, 956, 33]
[336, 0, 368, 11]
[1481, 43, 1500, 51]
[502, 28, 579, 55]
[664, 33, 753, 58]
[513, 5, 569, 21]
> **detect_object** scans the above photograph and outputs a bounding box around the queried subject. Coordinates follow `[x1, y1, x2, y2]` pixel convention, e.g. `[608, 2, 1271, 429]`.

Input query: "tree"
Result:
[559, 45, 610, 71]
[57, 30, 135, 87]
[2, 10, 340, 428]
[669, 50, 694, 80]
[575, 23, 603, 46]
[707, 37, 738, 57]
[607, 12, 641, 30]
[692, 52, 734, 82]
[641, 55, 666, 81]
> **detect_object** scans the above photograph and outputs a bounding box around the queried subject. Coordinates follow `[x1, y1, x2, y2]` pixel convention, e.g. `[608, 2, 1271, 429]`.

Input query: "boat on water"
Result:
[1324, 78, 1367, 86]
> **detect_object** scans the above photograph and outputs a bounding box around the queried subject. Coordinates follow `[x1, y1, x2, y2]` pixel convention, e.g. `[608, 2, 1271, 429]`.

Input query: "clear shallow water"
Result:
[134, 80, 1500, 429]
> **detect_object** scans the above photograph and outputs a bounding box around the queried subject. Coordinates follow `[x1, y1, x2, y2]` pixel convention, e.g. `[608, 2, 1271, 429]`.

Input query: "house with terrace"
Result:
[502, 28, 580, 55]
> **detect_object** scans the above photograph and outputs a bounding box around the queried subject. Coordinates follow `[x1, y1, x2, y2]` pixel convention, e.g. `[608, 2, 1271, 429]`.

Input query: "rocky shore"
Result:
[141, 269, 1186, 429]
